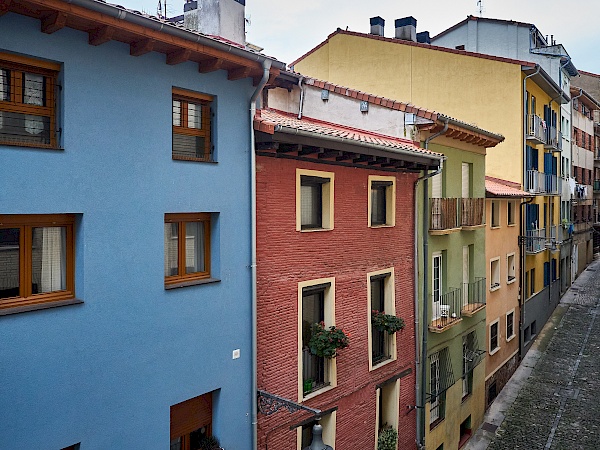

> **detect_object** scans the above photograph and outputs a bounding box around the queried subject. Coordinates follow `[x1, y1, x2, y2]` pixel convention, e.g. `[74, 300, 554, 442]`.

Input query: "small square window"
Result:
[369, 176, 395, 227]
[164, 213, 211, 287]
[491, 201, 500, 228]
[297, 169, 334, 231]
[507, 201, 515, 225]
[490, 321, 499, 354]
[0, 214, 75, 311]
[172, 88, 213, 162]
[490, 258, 500, 291]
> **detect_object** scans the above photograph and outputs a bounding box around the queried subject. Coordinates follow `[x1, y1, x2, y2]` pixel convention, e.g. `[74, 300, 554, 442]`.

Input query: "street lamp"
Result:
[303, 422, 333, 450]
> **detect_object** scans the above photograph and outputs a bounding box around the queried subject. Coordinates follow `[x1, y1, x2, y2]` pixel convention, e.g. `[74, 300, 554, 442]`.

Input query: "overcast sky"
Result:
[130, 0, 600, 74]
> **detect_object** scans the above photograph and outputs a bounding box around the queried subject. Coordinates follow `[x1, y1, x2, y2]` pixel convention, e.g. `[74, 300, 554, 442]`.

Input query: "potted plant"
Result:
[561, 218, 569, 229]
[377, 426, 398, 450]
[371, 310, 405, 334]
[303, 378, 314, 395]
[199, 436, 223, 450]
[308, 322, 350, 358]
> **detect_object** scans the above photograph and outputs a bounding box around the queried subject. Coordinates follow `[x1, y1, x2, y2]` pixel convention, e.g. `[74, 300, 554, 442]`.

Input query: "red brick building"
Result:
[254, 74, 442, 450]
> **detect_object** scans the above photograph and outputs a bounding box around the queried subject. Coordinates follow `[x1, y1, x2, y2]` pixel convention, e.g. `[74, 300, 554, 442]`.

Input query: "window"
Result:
[298, 411, 336, 450]
[489, 320, 499, 354]
[459, 416, 472, 449]
[0, 214, 75, 311]
[491, 201, 500, 228]
[170, 391, 216, 450]
[431, 252, 443, 320]
[507, 253, 516, 283]
[530, 268, 536, 296]
[164, 213, 211, 287]
[299, 278, 335, 399]
[531, 320, 537, 337]
[507, 201, 515, 225]
[490, 258, 500, 291]
[172, 88, 213, 162]
[0, 52, 60, 148]
[296, 169, 334, 231]
[506, 310, 515, 341]
[462, 335, 472, 398]
[368, 269, 396, 369]
[375, 380, 400, 444]
[369, 176, 395, 227]
[543, 261, 550, 287]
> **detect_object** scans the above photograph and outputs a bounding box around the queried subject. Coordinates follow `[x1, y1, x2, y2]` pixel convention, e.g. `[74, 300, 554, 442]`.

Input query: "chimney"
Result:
[416, 31, 430, 44]
[395, 16, 417, 42]
[184, 0, 246, 45]
[370, 16, 385, 36]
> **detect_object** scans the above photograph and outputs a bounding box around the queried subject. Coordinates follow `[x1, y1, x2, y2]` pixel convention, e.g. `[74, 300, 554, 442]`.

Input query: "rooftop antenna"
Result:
[477, 0, 484, 17]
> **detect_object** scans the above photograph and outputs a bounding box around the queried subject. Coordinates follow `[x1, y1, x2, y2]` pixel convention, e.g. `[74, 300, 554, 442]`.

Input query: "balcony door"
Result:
[432, 252, 442, 320]
[462, 246, 469, 308]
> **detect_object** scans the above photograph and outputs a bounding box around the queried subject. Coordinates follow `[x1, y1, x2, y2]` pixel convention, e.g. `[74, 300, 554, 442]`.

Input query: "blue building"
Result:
[0, 0, 283, 448]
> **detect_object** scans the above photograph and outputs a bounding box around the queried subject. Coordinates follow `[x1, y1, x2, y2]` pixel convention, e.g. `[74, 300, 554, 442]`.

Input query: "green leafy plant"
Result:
[199, 436, 221, 450]
[308, 322, 350, 359]
[371, 310, 405, 334]
[377, 426, 398, 450]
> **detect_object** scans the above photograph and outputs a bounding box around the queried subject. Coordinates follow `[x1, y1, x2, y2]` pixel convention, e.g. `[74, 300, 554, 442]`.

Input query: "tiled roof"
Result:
[578, 70, 600, 78]
[254, 109, 442, 158]
[290, 29, 535, 69]
[485, 176, 532, 197]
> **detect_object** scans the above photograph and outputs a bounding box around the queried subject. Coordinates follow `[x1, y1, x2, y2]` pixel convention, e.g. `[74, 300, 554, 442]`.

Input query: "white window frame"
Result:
[296, 169, 334, 232]
[298, 277, 337, 401]
[506, 253, 516, 284]
[368, 175, 396, 228]
[506, 309, 516, 342]
[367, 268, 396, 371]
[432, 252, 443, 320]
[490, 257, 501, 291]
[374, 380, 400, 449]
[489, 319, 500, 355]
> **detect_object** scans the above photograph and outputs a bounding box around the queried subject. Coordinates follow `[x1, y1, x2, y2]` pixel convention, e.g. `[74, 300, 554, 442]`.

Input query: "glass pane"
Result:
[0, 228, 20, 299]
[0, 69, 10, 101]
[188, 102, 202, 129]
[185, 221, 205, 274]
[31, 227, 66, 294]
[172, 133, 208, 160]
[302, 291, 325, 391]
[164, 223, 179, 277]
[0, 111, 50, 144]
[301, 184, 322, 228]
[371, 186, 386, 224]
[23, 73, 45, 106]
[172, 100, 181, 126]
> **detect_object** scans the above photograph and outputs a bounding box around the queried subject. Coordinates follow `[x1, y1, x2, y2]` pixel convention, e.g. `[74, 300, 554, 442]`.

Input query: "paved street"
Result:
[467, 256, 600, 450]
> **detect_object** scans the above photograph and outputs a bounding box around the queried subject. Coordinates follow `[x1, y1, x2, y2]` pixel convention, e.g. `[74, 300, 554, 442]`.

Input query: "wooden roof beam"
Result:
[41, 11, 67, 34]
[228, 66, 253, 81]
[166, 48, 192, 65]
[336, 152, 355, 161]
[89, 25, 114, 46]
[130, 38, 154, 56]
[318, 150, 342, 159]
[198, 58, 224, 73]
[298, 146, 322, 156]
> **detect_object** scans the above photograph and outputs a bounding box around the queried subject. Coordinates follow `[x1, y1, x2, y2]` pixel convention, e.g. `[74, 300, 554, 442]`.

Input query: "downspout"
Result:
[518, 197, 534, 359]
[251, 59, 272, 450]
[415, 118, 448, 450]
[297, 76, 305, 119]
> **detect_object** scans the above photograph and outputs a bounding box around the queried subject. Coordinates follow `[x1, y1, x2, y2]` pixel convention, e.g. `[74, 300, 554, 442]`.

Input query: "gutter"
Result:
[65, 0, 286, 70]
[415, 118, 449, 450]
[438, 114, 504, 143]
[250, 59, 272, 450]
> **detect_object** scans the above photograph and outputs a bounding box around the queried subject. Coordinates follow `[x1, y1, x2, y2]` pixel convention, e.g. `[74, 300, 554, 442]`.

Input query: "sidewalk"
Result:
[465, 255, 600, 450]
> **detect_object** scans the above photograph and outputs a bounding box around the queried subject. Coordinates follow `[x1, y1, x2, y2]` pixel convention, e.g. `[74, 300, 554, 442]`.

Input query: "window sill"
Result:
[369, 223, 394, 229]
[490, 284, 501, 292]
[165, 277, 221, 290]
[490, 225, 501, 230]
[172, 156, 217, 164]
[507, 277, 516, 285]
[300, 227, 333, 233]
[461, 393, 472, 404]
[489, 347, 500, 356]
[0, 298, 83, 317]
[506, 334, 516, 343]
[429, 417, 445, 431]
[302, 383, 335, 402]
[0, 141, 63, 151]
[507, 223, 516, 227]
[370, 355, 395, 371]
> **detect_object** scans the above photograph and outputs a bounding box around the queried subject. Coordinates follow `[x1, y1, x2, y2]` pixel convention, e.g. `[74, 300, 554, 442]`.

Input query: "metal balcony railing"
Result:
[430, 198, 459, 231]
[548, 225, 557, 240]
[462, 277, 486, 315]
[430, 287, 462, 332]
[461, 198, 485, 227]
[526, 114, 546, 144]
[544, 125, 559, 151]
[525, 228, 546, 253]
[595, 180, 600, 192]
[525, 170, 560, 195]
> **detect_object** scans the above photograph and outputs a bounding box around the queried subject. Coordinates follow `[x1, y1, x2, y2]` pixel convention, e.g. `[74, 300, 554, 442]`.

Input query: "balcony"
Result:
[544, 125, 559, 151]
[548, 225, 558, 240]
[430, 287, 463, 333]
[525, 228, 546, 254]
[595, 180, 600, 192]
[525, 170, 561, 195]
[526, 114, 546, 145]
[461, 198, 485, 229]
[462, 277, 486, 316]
[573, 183, 593, 201]
[430, 198, 460, 235]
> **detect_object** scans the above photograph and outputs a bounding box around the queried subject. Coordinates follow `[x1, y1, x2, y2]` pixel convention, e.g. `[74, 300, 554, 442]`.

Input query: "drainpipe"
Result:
[250, 59, 272, 450]
[415, 119, 448, 449]
[297, 76, 305, 120]
[523, 64, 541, 191]
[519, 197, 534, 358]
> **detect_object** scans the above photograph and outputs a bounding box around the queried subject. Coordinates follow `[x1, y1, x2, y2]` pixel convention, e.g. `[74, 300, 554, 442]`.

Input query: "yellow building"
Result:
[293, 23, 568, 449]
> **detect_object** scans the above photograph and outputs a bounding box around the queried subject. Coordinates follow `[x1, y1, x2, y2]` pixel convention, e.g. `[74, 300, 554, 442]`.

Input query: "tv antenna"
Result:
[477, 0, 484, 17]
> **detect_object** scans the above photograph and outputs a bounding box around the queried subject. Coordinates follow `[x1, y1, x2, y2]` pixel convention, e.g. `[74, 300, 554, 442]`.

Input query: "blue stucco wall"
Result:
[0, 13, 254, 450]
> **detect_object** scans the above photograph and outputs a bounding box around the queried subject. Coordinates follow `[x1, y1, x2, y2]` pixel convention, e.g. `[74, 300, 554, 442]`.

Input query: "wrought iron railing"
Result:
[430, 198, 459, 231]
[525, 170, 560, 195]
[544, 125, 558, 150]
[525, 228, 546, 253]
[462, 277, 486, 314]
[461, 198, 485, 227]
[431, 287, 462, 330]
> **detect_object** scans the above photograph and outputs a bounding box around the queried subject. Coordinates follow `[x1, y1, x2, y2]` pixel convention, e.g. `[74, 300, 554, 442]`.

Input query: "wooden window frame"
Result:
[0, 214, 75, 310]
[489, 320, 500, 355]
[0, 52, 60, 149]
[172, 88, 213, 162]
[164, 212, 211, 287]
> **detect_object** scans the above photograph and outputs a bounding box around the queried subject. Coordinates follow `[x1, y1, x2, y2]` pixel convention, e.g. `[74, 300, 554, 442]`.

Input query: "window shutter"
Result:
[431, 172, 442, 199]
[170, 393, 212, 439]
[461, 163, 470, 198]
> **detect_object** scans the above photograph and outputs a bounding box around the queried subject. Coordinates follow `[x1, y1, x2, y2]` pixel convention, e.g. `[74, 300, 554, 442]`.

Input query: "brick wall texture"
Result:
[256, 155, 418, 450]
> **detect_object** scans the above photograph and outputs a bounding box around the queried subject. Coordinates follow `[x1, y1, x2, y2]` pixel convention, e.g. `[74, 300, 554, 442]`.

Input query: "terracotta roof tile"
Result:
[485, 176, 532, 197]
